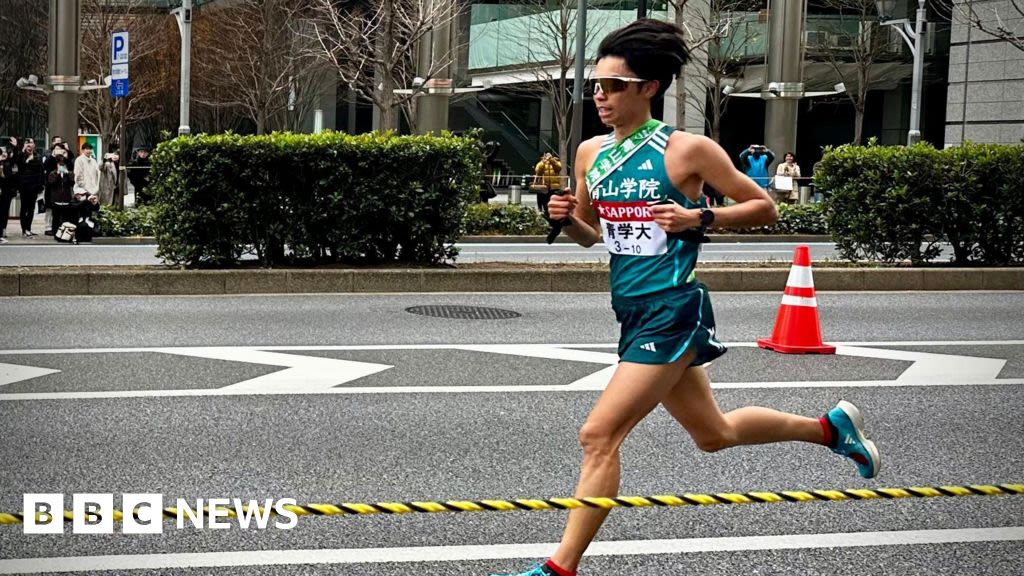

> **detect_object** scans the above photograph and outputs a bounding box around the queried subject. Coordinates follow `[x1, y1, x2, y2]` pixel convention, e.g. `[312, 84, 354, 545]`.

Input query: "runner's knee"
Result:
[578, 422, 619, 460]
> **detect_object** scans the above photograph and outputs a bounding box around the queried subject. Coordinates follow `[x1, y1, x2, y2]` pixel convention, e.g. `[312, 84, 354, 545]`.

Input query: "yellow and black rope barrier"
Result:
[2, 483, 1021, 525]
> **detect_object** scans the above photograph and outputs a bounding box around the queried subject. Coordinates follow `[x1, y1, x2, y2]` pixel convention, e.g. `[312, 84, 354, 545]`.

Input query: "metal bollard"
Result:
[508, 185, 522, 205]
[799, 186, 812, 205]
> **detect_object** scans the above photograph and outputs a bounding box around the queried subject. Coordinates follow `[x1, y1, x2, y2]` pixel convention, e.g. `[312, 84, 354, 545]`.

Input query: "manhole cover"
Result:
[406, 305, 521, 320]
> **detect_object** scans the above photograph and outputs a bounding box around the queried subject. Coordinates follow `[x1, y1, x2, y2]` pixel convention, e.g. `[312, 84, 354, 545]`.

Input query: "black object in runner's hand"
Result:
[546, 188, 573, 245]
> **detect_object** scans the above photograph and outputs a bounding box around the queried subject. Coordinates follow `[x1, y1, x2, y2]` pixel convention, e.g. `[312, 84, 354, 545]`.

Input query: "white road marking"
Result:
[0, 341, 1019, 400]
[0, 526, 1020, 573]
[0, 362, 60, 387]
[157, 348, 392, 393]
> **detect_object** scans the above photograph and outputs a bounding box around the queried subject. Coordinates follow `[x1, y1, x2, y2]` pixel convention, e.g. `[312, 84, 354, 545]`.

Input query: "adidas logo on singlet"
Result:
[638, 159, 654, 171]
[640, 342, 657, 352]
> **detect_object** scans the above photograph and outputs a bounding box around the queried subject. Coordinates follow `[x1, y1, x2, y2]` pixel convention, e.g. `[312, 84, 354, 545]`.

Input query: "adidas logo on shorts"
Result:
[640, 342, 657, 352]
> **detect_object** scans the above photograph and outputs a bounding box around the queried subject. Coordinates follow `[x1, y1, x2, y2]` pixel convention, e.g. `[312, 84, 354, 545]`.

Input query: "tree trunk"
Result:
[853, 104, 865, 145]
[674, 5, 686, 129]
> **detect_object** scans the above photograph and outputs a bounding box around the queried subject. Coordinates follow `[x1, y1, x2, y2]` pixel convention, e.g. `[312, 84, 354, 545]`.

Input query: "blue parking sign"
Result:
[111, 78, 129, 97]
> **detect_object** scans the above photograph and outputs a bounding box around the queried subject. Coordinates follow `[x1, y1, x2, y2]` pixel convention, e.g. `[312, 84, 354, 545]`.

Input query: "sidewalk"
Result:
[3, 190, 137, 245]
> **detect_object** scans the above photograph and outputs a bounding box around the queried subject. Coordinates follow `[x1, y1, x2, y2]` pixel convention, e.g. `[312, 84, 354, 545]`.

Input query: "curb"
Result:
[1, 267, 1021, 296]
[87, 234, 833, 246]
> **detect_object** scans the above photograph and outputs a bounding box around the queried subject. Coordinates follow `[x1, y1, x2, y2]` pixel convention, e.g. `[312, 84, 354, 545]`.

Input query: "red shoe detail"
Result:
[851, 453, 868, 466]
[819, 416, 833, 447]
[545, 560, 577, 576]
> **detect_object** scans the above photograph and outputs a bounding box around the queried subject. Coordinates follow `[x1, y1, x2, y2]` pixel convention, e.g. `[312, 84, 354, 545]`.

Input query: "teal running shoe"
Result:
[826, 400, 881, 479]
[489, 564, 552, 576]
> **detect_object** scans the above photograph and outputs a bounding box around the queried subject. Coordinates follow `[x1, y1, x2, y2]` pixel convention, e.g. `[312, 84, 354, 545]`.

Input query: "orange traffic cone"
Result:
[757, 245, 836, 354]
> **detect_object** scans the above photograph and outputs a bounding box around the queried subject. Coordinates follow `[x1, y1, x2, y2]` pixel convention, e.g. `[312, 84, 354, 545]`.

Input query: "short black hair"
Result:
[82, 143, 93, 150]
[596, 18, 691, 99]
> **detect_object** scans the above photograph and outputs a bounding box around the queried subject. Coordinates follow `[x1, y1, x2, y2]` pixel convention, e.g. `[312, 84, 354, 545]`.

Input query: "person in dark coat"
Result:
[0, 145, 18, 243]
[9, 137, 45, 237]
[128, 147, 152, 205]
[46, 154, 76, 236]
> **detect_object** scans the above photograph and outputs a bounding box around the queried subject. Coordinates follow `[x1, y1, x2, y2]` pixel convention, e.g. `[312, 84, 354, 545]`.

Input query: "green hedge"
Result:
[463, 203, 550, 235]
[148, 131, 483, 266]
[96, 205, 160, 237]
[719, 203, 827, 235]
[815, 142, 1024, 265]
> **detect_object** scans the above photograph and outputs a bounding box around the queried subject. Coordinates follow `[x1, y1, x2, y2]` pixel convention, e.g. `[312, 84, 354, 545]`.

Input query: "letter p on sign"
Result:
[112, 32, 129, 65]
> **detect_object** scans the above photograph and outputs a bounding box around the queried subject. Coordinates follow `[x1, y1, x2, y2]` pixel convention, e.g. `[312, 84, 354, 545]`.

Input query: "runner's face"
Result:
[593, 57, 653, 128]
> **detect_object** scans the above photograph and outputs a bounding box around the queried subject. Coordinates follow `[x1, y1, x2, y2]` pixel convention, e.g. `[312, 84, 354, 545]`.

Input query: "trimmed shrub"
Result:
[463, 203, 550, 235]
[816, 141, 1024, 265]
[719, 202, 828, 235]
[96, 205, 161, 237]
[147, 131, 483, 267]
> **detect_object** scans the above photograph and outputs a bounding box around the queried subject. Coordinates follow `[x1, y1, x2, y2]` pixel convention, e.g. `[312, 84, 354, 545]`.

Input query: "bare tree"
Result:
[809, 0, 896, 144]
[0, 0, 48, 138]
[78, 0, 171, 149]
[307, 0, 462, 132]
[193, 0, 325, 134]
[951, 0, 1024, 53]
[489, 0, 601, 170]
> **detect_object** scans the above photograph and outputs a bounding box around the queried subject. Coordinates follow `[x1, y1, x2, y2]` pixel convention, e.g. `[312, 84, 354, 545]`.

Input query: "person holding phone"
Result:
[46, 154, 76, 237]
[0, 146, 17, 243]
[739, 143, 775, 192]
[10, 137, 45, 237]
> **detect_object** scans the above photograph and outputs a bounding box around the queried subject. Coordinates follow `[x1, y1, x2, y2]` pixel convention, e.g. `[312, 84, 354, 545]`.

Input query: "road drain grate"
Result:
[405, 305, 521, 320]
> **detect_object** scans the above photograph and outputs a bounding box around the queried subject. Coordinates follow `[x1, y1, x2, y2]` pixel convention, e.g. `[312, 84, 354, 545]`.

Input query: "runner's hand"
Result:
[650, 202, 700, 233]
[547, 187, 577, 221]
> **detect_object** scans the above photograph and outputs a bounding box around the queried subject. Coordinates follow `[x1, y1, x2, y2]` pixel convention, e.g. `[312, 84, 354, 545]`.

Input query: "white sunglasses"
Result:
[591, 76, 650, 94]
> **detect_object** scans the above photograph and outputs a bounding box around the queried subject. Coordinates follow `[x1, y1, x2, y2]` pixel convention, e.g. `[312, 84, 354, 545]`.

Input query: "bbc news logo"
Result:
[22, 494, 299, 534]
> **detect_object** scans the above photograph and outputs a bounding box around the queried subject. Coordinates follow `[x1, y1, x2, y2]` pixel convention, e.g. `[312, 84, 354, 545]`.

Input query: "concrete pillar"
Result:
[47, 0, 81, 143]
[416, 0, 453, 135]
[763, 0, 805, 170]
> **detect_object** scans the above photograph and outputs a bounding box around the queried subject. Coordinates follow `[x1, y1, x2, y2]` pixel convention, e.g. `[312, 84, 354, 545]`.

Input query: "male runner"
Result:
[490, 19, 880, 576]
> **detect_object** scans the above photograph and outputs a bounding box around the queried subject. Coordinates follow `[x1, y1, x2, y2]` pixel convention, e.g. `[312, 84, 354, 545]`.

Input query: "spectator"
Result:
[0, 145, 16, 243]
[98, 152, 119, 206]
[10, 136, 45, 237]
[774, 152, 801, 203]
[74, 142, 100, 200]
[702, 181, 726, 207]
[478, 141, 499, 204]
[128, 147, 152, 205]
[738, 144, 775, 191]
[46, 154, 75, 237]
[532, 152, 563, 214]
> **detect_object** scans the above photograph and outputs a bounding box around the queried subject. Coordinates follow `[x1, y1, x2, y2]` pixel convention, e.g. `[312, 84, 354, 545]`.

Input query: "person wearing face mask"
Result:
[9, 137, 45, 237]
[47, 154, 76, 237]
[492, 19, 880, 576]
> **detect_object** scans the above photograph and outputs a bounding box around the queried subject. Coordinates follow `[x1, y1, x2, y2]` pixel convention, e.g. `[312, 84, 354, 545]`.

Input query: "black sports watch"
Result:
[699, 208, 715, 228]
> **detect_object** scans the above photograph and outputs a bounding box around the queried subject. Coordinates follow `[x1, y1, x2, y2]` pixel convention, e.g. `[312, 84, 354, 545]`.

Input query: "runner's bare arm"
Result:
[561, 138, 603, 247]
[675, 134, 778, 229]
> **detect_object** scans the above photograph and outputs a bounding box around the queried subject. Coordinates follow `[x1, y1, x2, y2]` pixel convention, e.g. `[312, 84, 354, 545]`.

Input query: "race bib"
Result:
[593, 201, 667, 257]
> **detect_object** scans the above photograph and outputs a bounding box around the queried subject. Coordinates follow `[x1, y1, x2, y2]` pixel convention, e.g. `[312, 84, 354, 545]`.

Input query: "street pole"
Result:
[174, 0, 193, 136]
[906, 0, 926, 145]
[569, 0, 586, 179]
[117, 96, 126, 209]
[47, 0, 81, 143]
[763, 0, 806, 172]
[416, 0, 453, 135]
[637, 0, 647, 19]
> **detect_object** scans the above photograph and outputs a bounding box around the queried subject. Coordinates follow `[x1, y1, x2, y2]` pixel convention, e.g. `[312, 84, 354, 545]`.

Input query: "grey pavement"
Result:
[0, 292, 1022, 574]
[0, 240, 842, 266]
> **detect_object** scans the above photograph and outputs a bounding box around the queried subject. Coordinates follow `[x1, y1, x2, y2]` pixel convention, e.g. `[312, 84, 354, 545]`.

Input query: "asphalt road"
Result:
[1, 292, 1022, 575]
[0, 241, 844, 266]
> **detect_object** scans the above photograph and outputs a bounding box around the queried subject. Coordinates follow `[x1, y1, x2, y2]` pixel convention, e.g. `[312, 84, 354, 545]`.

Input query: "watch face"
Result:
[700, 209, 714, 226]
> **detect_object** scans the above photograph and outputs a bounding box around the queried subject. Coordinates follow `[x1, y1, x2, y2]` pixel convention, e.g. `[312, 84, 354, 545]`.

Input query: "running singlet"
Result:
[586, 120, 702, 300]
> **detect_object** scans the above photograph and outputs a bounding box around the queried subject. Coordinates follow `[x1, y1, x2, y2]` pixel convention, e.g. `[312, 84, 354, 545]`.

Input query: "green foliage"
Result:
[721, 203, 828, 235]
[815, 142, 1024, 265]
[147, 131, 483, 267]
[463, 203, 550, 236]
[96, 205, 161, 237]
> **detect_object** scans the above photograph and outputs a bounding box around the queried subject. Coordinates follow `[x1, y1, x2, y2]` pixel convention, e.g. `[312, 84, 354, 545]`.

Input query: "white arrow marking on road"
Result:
[0, 342, 1020, 400]
[0, 362, 60, 387]
[155, 348, 392, 393]
[835, 346, 1007, 384]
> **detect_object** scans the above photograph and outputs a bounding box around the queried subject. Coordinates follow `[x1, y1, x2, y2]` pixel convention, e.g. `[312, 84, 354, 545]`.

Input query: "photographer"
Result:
[9, 136, 45, 237]
[738, 144, 775, 192]
[99, 152, 119, 206]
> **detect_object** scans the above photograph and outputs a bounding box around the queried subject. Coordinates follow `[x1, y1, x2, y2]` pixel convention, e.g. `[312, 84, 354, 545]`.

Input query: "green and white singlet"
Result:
[587, 119, 726, 366]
